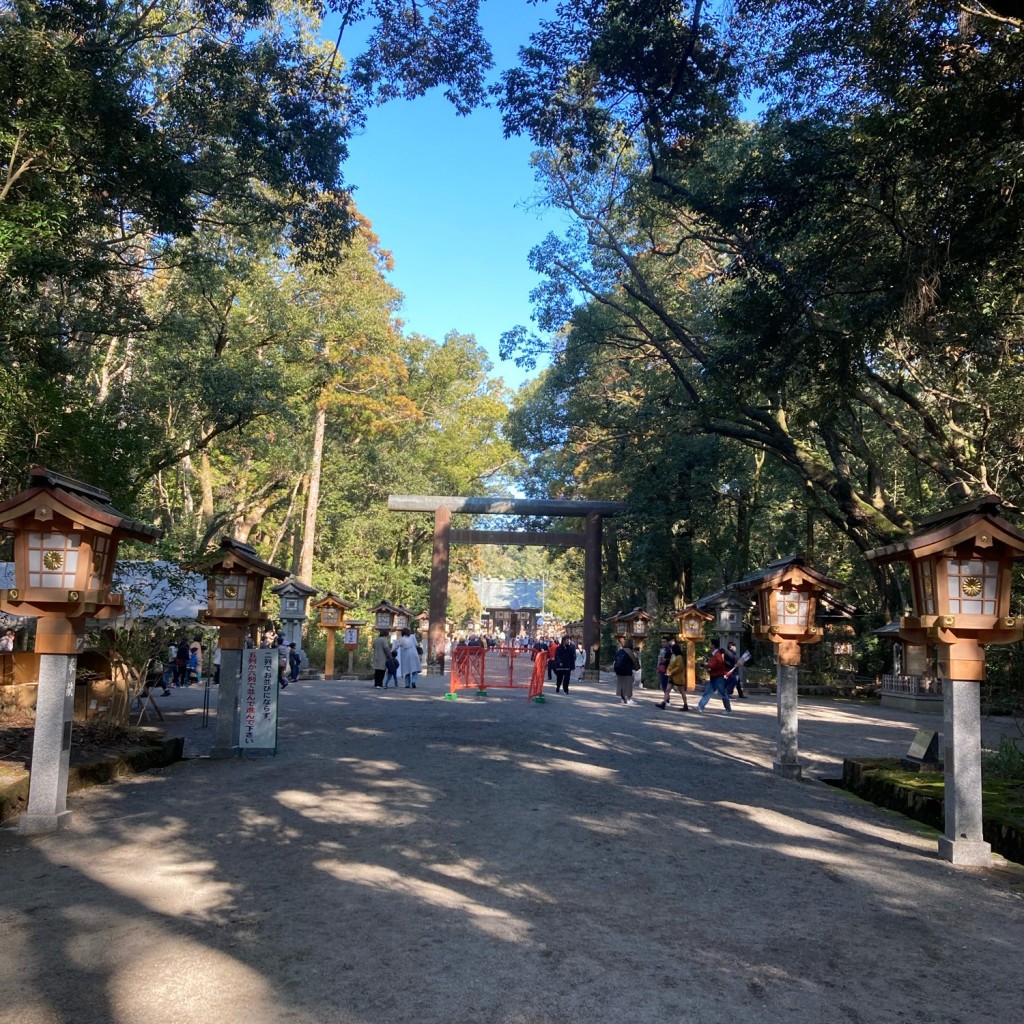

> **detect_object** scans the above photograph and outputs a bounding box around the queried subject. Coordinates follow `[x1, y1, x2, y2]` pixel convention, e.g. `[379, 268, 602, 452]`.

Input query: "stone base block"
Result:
[19, 809, 73, 833]
[938, 836, 992, 866]
[773, 760, 803, 780]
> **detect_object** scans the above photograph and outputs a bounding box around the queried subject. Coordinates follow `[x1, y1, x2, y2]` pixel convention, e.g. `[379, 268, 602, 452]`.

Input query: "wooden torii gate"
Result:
[387, 495, 628, 671]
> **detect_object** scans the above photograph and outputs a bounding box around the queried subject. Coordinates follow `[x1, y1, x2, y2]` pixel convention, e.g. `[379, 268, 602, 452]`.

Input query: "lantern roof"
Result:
[271, 578, 318, 599]
[607, 606, 653, 626]
[369, 599, 416, 618]
[818, 592, 859, 621]
[694, 587, 750, 612]
[734, 554, 844, 594]
[0, 466, 161, 543]
[314, 591, 355, 611]
[671, 603, 715, 622]
[865, 495, 1024, 564]
[193, 537, 289, 580]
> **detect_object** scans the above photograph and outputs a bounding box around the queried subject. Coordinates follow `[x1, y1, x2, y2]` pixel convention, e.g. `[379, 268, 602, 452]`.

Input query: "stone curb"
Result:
[843, 757, 1024, 865]
[0, 734, 184, 824]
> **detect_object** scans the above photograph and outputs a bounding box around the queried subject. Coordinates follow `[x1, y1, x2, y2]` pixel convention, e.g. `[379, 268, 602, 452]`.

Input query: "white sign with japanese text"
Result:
[240, 648, 279, 751]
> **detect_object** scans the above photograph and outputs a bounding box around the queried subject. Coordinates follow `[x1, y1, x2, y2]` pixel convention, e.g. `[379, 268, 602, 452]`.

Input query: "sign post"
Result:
[239, 648, 279, 753]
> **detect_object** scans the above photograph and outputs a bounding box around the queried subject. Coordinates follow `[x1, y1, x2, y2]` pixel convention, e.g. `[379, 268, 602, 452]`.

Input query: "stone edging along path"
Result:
[842, 757, 1024, 866]
[0, 734, 184, 823]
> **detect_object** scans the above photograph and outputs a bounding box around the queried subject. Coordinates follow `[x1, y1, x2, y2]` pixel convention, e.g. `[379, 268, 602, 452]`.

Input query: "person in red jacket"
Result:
[697, 645, 733, 714]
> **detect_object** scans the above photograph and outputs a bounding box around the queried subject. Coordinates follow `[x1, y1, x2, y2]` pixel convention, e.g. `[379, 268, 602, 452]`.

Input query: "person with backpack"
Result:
[612, 639, 640, 705]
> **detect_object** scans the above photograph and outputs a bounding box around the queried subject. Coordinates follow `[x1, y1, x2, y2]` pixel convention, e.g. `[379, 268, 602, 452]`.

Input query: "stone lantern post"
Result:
[0, 467, 161, 831]
[197, 538, 288, 759]
[313, 593, 354, 680]
[271, 578, 317, 672]
[672, 604, 715, 693]
[866, 495, 1024, 866]
[737, 556, 843, 779]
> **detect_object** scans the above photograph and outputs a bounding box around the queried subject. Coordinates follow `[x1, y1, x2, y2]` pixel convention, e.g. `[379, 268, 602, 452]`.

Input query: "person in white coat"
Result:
[573, 643, 587, 684]
[397, 628, 422, 688]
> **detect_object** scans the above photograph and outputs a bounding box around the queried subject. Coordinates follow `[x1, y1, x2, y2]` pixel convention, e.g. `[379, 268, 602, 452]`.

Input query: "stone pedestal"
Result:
[774, 647, 802, 779]
[211, 646, 243, 759]
[938, 675, 991, 866]
[19, 654, 77, 833]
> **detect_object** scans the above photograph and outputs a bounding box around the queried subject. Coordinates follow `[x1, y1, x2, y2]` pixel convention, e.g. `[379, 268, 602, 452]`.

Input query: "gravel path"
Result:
[1, 675, 1021, 1024]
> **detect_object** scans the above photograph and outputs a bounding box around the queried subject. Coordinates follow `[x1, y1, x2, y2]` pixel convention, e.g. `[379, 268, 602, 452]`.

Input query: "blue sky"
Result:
[337, 5, 563, 391]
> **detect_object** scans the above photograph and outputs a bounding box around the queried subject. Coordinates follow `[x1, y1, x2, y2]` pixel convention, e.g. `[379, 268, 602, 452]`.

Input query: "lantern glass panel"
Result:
[394, 614, 408, 629]
[375, 611, 392, 629]
[919, 559, 937, 615]
[88, 534, 110, 589]
[215, 574, 248, 611]
[322, 608, 341, 626]
[775, 590, 810, 627]
[946, 558, 999, 615]
[632, 620, 646, 635]
[28, 531, 81, 588]
[683, 618, 701, 638]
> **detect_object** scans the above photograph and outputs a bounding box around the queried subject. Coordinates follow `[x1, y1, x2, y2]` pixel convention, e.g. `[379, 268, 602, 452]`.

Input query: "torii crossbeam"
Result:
[387, 495, 628, 670]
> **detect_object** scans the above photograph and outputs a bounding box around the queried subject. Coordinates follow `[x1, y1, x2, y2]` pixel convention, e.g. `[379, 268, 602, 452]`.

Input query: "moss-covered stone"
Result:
[842, 757, 1024, 866]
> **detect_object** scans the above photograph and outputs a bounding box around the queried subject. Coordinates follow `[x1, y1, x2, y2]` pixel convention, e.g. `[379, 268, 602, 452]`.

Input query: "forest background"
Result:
[2, 1, 1024, 693]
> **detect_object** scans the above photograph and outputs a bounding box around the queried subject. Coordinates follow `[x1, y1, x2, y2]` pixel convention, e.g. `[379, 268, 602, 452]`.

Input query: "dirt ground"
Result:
[1, 674, 1022, 1024]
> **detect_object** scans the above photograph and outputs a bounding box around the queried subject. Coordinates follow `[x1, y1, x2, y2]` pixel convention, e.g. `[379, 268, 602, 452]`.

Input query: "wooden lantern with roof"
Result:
[671, 603, 715, 692]
[865, 495, 1024, 681]
[0, 467, 161, 654]
[314, 593, 355, 679]
[737, 556, 844, 667]
[197, 538, 289, 649]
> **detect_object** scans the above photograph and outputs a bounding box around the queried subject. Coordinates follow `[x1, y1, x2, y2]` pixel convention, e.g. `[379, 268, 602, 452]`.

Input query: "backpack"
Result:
[613, 648, 634, 675]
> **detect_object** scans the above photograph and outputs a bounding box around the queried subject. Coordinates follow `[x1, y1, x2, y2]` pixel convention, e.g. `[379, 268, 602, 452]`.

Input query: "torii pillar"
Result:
[429, 506, 451, 669]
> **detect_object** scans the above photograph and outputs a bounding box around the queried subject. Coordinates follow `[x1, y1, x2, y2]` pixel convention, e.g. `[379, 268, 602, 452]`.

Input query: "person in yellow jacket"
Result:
[655, 641, 690, 711]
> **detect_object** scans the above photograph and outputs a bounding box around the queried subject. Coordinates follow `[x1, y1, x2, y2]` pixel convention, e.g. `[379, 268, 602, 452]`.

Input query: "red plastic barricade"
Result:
[447, 645, 539, 697]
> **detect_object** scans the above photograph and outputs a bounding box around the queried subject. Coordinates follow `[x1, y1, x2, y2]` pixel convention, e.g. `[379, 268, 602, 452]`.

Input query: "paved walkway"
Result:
[1, 676, 1021, 1024]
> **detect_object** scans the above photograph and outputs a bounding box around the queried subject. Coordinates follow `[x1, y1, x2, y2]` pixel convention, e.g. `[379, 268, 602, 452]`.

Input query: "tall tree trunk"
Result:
[198, 451, 215, 530]
[298, 404, 326, 584]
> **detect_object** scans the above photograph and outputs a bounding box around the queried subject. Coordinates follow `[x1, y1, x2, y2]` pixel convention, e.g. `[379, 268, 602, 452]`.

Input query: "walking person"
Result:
[697, 645, 733, 713]
[656, 638, 673, 703]
[573, 643, 587, 685]
[173, 638, 190, 687]
[546, 638, 558, 681]
[612, 639, 640, 705]
[277, 637, 291, 689]
[371, 630, 391, 687]
[288, 642, 301, 683]
[655, 642, 690, 711]
[383, 646, 400, 688]
[724, 641, 746, 698]
[553, 635, 575, 693]
[397, 627, 421, 688]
